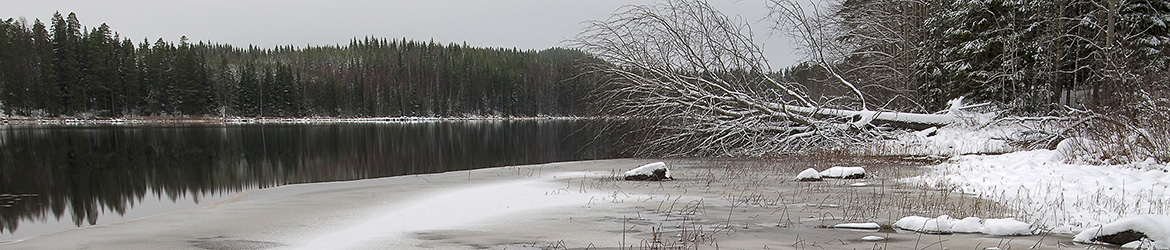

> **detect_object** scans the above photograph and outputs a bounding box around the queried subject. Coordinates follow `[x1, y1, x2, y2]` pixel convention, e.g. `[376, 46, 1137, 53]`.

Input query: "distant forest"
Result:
[0, 12, 600, 118]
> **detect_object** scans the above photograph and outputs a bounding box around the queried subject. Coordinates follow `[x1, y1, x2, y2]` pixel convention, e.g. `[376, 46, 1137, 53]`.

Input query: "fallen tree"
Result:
[573, 0, 957, 157]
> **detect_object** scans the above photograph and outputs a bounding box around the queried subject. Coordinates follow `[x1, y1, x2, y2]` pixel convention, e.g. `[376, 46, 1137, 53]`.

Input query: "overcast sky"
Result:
[2, 0, 801, 67]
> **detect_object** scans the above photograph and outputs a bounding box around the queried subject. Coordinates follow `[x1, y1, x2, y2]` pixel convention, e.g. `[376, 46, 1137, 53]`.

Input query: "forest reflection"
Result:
[0, 120, 625, 235]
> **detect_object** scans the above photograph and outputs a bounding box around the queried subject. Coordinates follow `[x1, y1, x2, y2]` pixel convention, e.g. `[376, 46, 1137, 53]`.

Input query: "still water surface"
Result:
[0, 120, 625, 241]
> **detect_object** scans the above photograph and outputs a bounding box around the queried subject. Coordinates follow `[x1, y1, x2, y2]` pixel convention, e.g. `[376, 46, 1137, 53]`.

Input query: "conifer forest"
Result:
[0, 12, 598, 118]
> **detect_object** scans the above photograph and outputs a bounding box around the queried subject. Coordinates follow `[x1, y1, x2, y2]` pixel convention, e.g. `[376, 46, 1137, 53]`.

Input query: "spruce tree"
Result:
[31, 19, 56, 115]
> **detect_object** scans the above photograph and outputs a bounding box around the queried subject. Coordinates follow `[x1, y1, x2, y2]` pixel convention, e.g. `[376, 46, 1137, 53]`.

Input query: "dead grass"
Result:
[569, 157, 1026, 249]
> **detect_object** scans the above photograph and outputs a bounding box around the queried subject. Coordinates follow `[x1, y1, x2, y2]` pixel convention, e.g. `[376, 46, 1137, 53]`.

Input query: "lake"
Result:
[0, 119, 627, 241]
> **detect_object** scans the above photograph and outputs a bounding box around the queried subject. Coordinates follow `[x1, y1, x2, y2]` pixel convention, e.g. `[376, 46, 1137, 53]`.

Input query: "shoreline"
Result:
[0, 158, 1081, 249]
[0, 115, 621, 126]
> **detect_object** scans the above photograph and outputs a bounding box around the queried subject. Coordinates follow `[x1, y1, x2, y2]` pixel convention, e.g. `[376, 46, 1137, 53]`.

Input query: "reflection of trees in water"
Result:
[0, 121, 625, 234]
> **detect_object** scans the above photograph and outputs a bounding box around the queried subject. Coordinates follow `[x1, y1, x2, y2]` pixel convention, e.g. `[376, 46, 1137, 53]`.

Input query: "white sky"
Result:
[1, 0, 801, 67]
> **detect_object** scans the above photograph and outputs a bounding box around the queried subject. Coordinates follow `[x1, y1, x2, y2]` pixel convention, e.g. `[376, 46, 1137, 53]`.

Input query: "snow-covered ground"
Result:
[899, 121, 1170, 240]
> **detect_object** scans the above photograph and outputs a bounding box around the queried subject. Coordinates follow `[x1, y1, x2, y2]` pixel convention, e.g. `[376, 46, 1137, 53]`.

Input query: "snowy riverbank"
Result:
[907, 148, 1170, 233]
[1, 158, 1086, 249]
[895, 121, 1170, 247]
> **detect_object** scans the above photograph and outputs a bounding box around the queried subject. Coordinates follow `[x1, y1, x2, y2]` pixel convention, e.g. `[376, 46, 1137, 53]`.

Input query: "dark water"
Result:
[0, 120, 626, 240]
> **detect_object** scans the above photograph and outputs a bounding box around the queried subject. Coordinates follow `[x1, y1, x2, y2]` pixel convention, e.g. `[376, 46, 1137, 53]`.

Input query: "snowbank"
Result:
[623, 162, 672, 181]
[819, 166, 865, 179]
[795, 168, 821, 181]
[894, 215, 1031, 236]
[904, 149, 1170, 233]
[1074, 215, 1170, 249]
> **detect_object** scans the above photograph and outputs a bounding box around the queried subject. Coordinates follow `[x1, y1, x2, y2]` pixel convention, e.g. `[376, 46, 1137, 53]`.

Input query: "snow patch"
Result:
[981, 218, 1033, 236]
[894, 215, 1031, 236]
[833, 222, 880, 230]
[861, 235, 885, 241]
[894, 215, 952, 234]
[950, 217, 983, 233]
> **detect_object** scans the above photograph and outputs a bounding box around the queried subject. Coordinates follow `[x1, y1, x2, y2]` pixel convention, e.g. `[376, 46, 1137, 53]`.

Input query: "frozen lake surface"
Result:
[1, 158, 1084, 249]
[0, 120, 625, 242]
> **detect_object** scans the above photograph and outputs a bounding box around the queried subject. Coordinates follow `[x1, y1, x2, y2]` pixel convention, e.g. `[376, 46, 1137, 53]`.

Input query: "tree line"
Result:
[786, 0, 1169, 114]
[0, 12, 600, 118]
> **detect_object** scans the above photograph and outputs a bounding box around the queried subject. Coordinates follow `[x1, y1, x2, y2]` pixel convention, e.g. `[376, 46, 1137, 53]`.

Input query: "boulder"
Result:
[1090, 230, 1148, 246]
[1074, 215, 1170, 248]
[624, 162, 673, 181]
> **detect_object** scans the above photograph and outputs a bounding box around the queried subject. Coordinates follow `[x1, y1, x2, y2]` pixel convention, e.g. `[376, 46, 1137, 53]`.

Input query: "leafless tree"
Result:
[574, 0, 953, 157]
[767, 0, 870, 110]
[819, 0, 931, 111]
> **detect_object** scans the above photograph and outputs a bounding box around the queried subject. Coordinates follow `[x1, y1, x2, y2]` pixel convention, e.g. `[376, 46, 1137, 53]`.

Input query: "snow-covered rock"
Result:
[833, 222, 880, 230]
[1074, 215, 1170, 249]
[894, 215, 1032, 236]
[623, 162, 672, 181]
[820, 166, 866, 179]
[795, 168, 821, 181]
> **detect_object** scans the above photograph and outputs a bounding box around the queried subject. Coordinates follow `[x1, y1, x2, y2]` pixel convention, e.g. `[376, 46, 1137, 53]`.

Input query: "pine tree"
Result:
[234, 61, 259, 117]
[82, 23, 118, 115]
[172, 36, 209, 115]
[116, 38, 140, 116]
[143, 38, 173, 114]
